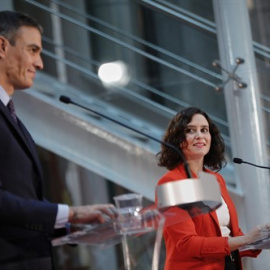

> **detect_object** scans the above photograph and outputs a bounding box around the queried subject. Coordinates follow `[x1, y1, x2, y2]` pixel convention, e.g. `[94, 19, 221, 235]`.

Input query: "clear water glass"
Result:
[113, 193, 143, 234]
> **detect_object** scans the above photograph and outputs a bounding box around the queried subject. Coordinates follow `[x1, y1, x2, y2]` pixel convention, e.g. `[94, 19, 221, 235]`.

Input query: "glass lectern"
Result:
[52, 172, 222, 270]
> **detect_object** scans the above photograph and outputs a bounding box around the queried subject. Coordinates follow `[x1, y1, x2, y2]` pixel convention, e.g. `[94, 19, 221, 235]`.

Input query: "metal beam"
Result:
[213, 1, 270, 269]
[13, 80, 167, 201]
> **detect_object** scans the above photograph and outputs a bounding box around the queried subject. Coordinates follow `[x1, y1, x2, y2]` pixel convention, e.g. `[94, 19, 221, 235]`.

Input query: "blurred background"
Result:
[1, 0, 270, 269]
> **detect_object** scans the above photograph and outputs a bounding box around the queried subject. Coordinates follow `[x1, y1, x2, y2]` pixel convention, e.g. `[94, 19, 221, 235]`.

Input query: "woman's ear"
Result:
[180, 140, 186, 149]
[179, 141, 183, 149]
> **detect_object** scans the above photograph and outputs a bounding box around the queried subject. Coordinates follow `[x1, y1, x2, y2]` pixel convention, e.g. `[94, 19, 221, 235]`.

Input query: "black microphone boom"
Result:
[59, 95, 71, 104]
[233, 157, 270, 169]
[59, 95, 192, 178]
[232, 158, 243, 164]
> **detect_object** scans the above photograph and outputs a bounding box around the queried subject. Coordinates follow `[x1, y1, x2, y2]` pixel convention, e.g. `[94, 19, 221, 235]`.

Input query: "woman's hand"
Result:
[245, 224, 270, 244]
[229, 223, 270, 251]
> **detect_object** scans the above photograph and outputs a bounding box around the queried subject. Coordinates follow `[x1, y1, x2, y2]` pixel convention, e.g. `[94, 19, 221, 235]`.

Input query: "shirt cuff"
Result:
[55, 204, 69, 228]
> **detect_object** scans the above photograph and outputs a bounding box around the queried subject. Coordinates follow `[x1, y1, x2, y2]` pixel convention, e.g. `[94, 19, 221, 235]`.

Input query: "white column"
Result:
[213, 0, 270, 269]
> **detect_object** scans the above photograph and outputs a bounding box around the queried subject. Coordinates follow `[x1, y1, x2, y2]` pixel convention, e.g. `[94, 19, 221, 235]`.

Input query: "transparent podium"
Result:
[52, 207, 165, 270]
[52, 172, 222, 270]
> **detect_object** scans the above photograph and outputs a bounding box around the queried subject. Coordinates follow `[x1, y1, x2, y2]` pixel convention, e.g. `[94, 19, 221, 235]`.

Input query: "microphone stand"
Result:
[59, 96, 222, 270]
[239, 161, 270, 169]
[59, 95, 222, 214]
[233, 158, 270, 169]
[60, 95, 194, 270]
[59, 95, 192, 178]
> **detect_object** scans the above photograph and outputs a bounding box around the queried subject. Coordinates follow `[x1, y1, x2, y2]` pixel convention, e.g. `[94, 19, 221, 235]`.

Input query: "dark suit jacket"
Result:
[0, 101, 58, 263]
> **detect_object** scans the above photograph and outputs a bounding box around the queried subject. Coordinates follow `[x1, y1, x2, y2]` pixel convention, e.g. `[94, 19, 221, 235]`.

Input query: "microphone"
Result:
[233, 157, 270, 169]
[59, 95, 71, 104]
[60, 95, 224, 217]
[59, 95, 192, 178]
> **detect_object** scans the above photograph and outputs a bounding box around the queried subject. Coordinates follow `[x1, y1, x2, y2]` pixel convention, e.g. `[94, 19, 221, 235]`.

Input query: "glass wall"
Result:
[248, 0, 270, 152]
[13, 0, 227, 133]
[9, 0, 270, 269]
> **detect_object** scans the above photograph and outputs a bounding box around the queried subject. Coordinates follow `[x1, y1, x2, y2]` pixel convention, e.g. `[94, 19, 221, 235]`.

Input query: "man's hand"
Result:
[68, 204, 118, 224]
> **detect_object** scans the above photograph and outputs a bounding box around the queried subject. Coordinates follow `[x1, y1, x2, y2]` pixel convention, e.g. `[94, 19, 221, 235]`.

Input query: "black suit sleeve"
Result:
[0, 189, 58, 234]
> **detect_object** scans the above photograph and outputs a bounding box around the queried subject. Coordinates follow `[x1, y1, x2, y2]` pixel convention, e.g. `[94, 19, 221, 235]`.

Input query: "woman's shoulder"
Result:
[157, 166, 186, 186]
[204, 168, 226, 183]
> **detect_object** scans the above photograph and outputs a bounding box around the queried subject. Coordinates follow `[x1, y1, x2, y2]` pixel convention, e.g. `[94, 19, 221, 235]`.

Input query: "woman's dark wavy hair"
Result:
[157, 107, 226, 171]
[0, 11, 43, 45]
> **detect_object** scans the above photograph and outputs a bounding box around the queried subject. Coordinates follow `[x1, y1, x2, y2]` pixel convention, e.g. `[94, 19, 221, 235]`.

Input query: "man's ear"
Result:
[0, 36, 8, 58]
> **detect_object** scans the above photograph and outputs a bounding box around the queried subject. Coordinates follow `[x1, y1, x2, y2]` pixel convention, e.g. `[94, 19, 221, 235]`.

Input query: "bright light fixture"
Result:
[98, 61, 130, 86]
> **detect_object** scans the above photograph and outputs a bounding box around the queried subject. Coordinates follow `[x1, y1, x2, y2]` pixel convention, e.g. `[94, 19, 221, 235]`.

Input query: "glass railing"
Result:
[20, 0, 224, 124]
[16, 0, 270, 159]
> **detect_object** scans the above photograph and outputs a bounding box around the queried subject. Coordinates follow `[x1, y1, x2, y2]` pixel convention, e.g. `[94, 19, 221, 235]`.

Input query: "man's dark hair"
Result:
[0, 10, 43, 45]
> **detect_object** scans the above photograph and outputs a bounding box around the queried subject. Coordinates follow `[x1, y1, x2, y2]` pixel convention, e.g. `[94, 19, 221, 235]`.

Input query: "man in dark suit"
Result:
[0, 11, 117, 270]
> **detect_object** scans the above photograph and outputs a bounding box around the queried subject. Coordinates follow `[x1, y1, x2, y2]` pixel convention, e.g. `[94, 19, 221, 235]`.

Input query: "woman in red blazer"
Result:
[156, 107, 265, 270]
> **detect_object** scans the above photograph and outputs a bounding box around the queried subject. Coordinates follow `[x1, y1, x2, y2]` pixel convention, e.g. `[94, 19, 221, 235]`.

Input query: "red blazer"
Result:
[156, 164, 260, 270]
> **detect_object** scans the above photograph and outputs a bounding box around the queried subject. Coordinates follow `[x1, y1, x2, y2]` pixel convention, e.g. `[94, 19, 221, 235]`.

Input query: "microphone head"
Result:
[59, 95, 71, 104]
[233, 157, 243, 164]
